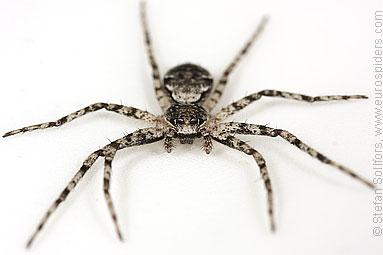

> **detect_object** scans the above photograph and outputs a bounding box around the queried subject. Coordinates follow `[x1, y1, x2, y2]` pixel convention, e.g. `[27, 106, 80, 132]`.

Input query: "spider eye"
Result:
[190, 118, 198, 125]
[177, 118, 185, 125]
[169, 119, 177, 126]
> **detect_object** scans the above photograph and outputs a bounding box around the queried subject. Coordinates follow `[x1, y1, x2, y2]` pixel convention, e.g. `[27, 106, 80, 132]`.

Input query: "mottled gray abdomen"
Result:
[164, 63, 213, 104]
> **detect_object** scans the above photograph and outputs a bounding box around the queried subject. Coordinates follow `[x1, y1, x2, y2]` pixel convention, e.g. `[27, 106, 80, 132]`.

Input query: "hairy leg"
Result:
[26, 127, 164, 248]
[212, 134, 275, 231]
[140, 2, 170, 111]
[215, 90, 367, 121]
[3, 103, 157, 137]
[103, 149, 124, 240]
[216, 122, 374, 189]
[26, 149, 104, 248]
[204, 16, 268, 112]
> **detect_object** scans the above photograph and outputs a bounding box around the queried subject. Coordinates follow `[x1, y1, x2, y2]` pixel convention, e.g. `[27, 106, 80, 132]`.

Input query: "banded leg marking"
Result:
[203, 135, 213, 154]
[276, 129, 374, 189]
[26, 149, 104, 248]
[212, 135, 275, 231]
[26, 127, 164, 248]
[217, 122, 374, 189]
[3, 103, 157, 137]
[140, 2, 170, 110]
[204, 16, 268, 112]
[103, 149, 123, 241]
[215, 90, 367, 121]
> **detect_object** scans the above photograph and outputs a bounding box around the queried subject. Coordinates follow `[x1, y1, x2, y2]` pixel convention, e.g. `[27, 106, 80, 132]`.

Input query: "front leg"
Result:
[140, 2, 170, 111]
[216, 122, 374, 189]
[3, 103, 157, 137]
[215, 90, 367, 121]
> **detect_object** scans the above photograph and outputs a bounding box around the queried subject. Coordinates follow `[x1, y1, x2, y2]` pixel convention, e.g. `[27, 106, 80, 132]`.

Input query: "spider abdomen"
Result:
[164, 63, 213, 104]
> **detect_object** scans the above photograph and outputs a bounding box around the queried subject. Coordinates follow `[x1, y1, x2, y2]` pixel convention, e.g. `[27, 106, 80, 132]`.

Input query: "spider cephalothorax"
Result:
[164, 103, 208, 144]
[4, 2, 373, 249]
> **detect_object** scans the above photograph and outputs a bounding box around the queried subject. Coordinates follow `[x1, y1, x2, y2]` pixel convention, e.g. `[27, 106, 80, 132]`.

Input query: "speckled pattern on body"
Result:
[3, 2, 373, 249]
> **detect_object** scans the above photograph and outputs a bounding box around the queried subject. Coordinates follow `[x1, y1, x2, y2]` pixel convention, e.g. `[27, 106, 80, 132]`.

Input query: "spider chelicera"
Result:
[4, 2, 373, 248]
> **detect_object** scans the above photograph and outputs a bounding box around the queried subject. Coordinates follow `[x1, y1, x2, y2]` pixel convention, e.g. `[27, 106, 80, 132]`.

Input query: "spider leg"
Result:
[26, 149, 104, 248]
[3, 103, 157, 137]
[215, 90, 367, 121]
[26, 127, 164, 248]
[211, 134, 275, 231]
[216, 122, 374, 189]
[199, 128, 213, 154]
[140, 2, 170, 111]
[203, 135, 213, 154]
[103, 149, 124, 241]
[204, 16, 268, 112]
[162, 127, 176, 153]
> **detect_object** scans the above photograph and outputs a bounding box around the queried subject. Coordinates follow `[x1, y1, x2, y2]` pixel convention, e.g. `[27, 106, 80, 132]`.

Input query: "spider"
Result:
[4, 2, 373, 249]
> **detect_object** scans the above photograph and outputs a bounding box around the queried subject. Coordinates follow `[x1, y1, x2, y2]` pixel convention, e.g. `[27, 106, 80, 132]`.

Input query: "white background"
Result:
[0, 0, 381, 254]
